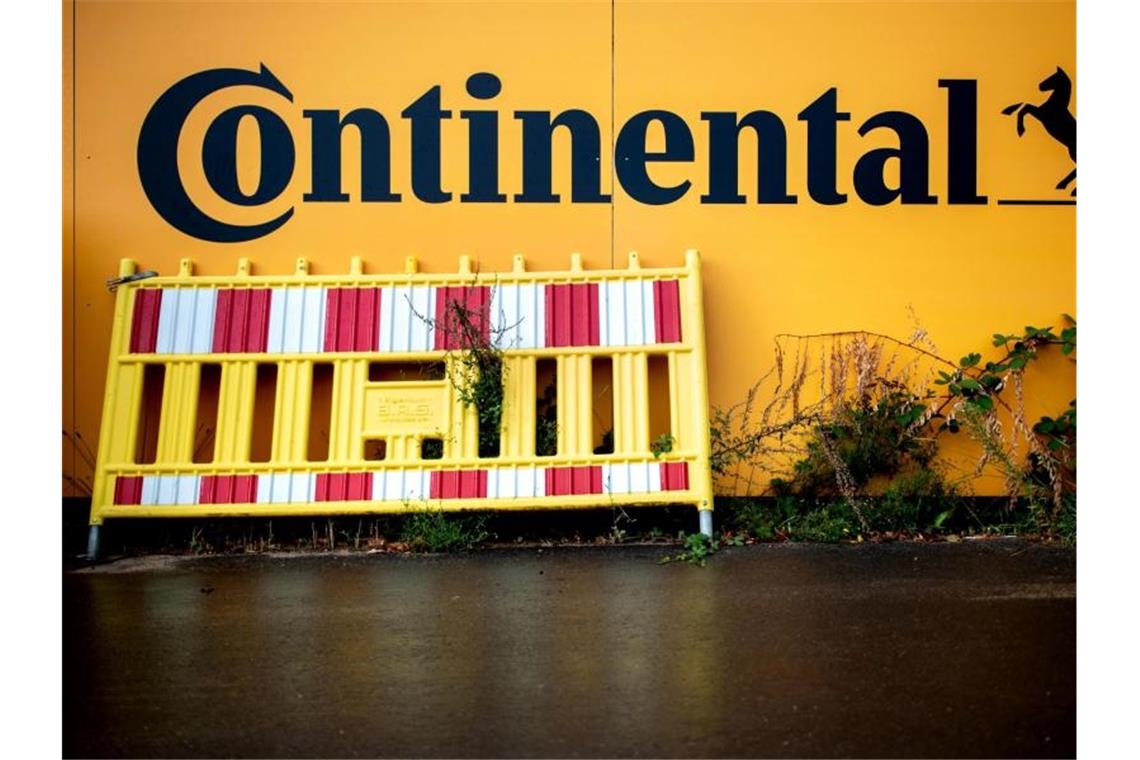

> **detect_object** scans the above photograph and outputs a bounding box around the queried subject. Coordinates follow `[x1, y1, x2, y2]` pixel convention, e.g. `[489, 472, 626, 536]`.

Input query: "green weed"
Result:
[401, 508, 489, 552]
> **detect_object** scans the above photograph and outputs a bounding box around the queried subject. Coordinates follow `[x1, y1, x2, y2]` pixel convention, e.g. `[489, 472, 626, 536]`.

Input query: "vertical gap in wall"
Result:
[610, 0, 616, 267]
[249, 363, 278, 463]
[192, 364, 221, 464]
[308, 363, 333, 462]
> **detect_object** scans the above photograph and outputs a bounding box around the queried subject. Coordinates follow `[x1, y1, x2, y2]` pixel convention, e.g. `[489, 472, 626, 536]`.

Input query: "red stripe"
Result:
[113, 476, 144, 505]
[545, 283, 599, 347]
[199, 475, 216, 504]
[228, 290, 249, 353]
[129, 290, 163, 353]
[544, 466, 603, 495]
[429, 470, 488, 499]
[324, 288, 381, 351]
[433, 287, 491, 350]
[659, 462, 690, 491]
[653, 280, 682, 343]
[211, 290, 233, 353]
[315, 473, 332, 501]
[247, 290, 271, 352]
[198, 475, 255, 504]
[216, 475, 234, 504]
[233, 475, 258, 503]
[323, 289, 342, 352]
[314, 473, 372, 501]
[356, 288, 379, 351]
[212, 290, 271, 353]
[346, 473, 372, 500]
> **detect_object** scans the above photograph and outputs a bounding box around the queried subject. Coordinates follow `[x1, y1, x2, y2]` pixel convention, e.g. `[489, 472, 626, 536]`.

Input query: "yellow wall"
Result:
[63, 0, 1075, 497]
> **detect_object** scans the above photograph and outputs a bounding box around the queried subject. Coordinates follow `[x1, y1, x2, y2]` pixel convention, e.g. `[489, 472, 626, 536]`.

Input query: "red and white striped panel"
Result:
[129, 280, 683, 354]
[112, 462, 689, 506]
[490, 283, 545, 350]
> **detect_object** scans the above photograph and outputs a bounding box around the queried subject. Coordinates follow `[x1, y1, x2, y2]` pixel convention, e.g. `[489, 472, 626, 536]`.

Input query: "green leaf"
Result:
[992, 333, 1008, 346]
[970, 396, 995, 412]
[1062, 343, 1074, 356]
[980, 374, 1003, 390]
[932, 509, 955, 529]
[960, 353, 982, 368]
[959, 378, 981, 391]
[1009, 355, 1029, 370]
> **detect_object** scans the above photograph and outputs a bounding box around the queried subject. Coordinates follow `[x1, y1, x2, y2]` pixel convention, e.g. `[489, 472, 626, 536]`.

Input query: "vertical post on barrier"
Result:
[86, 258, 137, 551]
[685, 248, 716, 535]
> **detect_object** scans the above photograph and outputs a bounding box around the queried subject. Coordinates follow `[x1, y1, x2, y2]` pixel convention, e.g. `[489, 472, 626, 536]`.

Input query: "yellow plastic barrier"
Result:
[86, 250, 713, 555]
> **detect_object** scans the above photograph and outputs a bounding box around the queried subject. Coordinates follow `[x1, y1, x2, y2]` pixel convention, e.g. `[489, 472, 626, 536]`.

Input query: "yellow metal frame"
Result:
[89, 251, 713, 525]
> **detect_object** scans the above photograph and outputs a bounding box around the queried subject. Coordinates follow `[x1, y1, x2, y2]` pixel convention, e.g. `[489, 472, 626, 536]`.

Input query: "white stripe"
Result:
[601, 463, 623, 494]
[599, 281, 655, 347]
[380, 286, 435, 352]
[300, 287, 326, 352]
[598, 282, 611, 347]
[266, 289, 287, 353]
[156, 289, 213, 354]
[647, 461, 662, 493]
[140, 474, 200, 504]
[172, 290, 196, 353]
[154, 290, 178, 353]
[256, 472, 314, 504]
[190, 289, 217, 353]
[490, 285, 506, 349]
[486, 466, 543, 499]
[491, 283, 545, 350]
[602, 462, 660, 494]
[154, 290, 176, 353]
[257, 474, 280, 504]
[174, 475, 199, 505]
[156, 475, 178, 505]
[141, 476, 160, 505]
[640, 280, 656, 346]
[268, 287, 326, 353]
[375, 469, 431, 501]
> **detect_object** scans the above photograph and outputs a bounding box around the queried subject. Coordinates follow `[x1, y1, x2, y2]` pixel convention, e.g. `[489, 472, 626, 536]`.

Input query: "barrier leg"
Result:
[86, 525, 101, 560]
[698, 510, 713, 538]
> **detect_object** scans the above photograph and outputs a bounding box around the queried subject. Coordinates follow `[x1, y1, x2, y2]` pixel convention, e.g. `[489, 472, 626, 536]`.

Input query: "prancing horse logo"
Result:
[1003, 66, 1077, 196]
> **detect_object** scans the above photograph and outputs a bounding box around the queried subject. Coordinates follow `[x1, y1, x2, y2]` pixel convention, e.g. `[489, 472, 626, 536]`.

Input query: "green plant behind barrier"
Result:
[651, 432, 675, 459]
[711, 317, 1076, 541]
[431, 294, 506, 459]
[536, 379, 558, 456]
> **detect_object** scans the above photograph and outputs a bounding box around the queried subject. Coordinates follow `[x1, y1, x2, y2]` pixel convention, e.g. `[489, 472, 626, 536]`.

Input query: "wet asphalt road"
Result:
[63, 542, 1074, 758]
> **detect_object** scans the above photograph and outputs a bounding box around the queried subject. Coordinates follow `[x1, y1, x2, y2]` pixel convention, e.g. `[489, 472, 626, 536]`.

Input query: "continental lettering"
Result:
[137, 65, 990, 241]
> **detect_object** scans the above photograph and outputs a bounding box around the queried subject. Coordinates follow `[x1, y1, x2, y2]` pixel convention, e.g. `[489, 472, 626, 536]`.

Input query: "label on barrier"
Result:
[88, 252, 713, 524]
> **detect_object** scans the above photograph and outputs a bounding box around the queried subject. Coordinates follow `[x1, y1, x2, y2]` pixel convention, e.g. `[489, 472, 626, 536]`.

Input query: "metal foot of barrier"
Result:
[699, 510, 713, 538]
[85, 525, 101, 560]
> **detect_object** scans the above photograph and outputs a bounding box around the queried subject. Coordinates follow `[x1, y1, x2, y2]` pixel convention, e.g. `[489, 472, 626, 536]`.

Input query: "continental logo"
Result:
[137, 64, 1075, 243]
